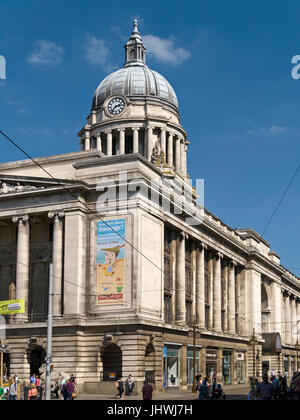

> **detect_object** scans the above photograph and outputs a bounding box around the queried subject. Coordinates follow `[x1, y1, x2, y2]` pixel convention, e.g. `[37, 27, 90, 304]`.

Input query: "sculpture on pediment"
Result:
[0, 181, 42, 194]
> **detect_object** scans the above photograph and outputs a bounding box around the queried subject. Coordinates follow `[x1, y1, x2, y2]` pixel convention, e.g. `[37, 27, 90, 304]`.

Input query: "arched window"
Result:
[261, 283, 271, 333]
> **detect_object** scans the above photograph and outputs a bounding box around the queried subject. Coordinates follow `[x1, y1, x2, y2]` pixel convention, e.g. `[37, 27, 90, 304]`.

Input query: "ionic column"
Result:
[12, 215, 30, 322]
[48, 211, 65, 318]
[285, 295, 292, 344]
[167, 133, 174, 167]
[228, 261, 237, 334]
[223, 260, 228, 333]
[208, 251, 214, 330]
[291, 297, 297, 345]
[84, 133, 91, 151]
[281, 291, 286, 344]
[133, 128, 139, 154]
[213, 252, 222, 332]
[175, 136, 181, 173]
[196, 243, 206, 329]
[297, 299, 300, 344]
[119, 129, 125, 155]
[176, 232, 186, 325]
[183, 144, 187, 178]
[147, 126, 153, 160]
[96, 134, 102, 152]
[160, 128, 166, 159]
[106, 131, 112, 156]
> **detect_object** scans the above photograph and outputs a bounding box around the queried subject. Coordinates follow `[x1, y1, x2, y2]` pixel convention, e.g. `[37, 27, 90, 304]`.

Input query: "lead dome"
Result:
[92, 20, 178, 111]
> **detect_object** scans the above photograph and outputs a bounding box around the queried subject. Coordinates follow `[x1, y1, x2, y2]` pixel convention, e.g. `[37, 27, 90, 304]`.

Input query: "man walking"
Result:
[8, 378, 17, 400]
[256, 374, 274, 400]
[142, 380, 153, 401]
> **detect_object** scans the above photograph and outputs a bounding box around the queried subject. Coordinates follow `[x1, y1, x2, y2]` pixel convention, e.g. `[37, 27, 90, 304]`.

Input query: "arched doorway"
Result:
[3, 352, 10, 381]
[145, 343, 155, 384]
[27, 346, 46, 376]
[102, 344, 122, 381]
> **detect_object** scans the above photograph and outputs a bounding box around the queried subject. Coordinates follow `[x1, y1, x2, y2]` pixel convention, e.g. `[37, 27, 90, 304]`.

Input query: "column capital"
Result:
[12, 214, 29, 224]
[48, 211, 65, 220]
[117, 128, 125, 133]
[215, 251, 223, 260]
[197, 242, 207, 251]
[229, 260, 238, 268]
[132, 127, 140, 132]
[177, 231, 188, 241]
[104, 130, 112, 135]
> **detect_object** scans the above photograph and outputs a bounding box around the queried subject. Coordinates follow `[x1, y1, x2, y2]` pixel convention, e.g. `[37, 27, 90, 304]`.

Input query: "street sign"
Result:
[0, 300, 25, 315]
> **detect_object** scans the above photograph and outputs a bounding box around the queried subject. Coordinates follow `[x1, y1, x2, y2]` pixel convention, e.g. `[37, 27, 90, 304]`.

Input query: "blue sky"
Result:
[1, 0, 300, 272]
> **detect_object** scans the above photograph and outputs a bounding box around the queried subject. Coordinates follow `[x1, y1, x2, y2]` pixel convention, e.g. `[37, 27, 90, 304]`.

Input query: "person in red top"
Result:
[142, 380, 153, 400]
[296, 376, 300, 401]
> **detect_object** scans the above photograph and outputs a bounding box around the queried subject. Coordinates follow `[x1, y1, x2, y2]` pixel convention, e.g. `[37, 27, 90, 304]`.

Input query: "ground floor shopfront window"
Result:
[236, 352, 245, 383]
[187, 347, 200, 385]
[222, 351, 232, 385]
[206, 348, 218, 381]
[284, 356, 289, 376]
[291, 357, 295, 374]
[163, 345, 180, 387]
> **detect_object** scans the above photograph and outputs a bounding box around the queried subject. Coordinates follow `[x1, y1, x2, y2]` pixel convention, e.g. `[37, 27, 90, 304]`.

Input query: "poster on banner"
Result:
[0, 299, 25, 315]
[96, 219, 126, 305]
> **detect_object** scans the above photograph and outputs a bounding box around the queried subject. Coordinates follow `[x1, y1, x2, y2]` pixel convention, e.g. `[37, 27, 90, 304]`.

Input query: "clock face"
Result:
[107, 97, 126, 115]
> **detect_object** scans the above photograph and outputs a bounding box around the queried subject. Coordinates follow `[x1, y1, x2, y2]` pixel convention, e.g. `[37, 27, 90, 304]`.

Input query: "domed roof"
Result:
[92, 20, 178, 111]
[92, 66, 178, 110]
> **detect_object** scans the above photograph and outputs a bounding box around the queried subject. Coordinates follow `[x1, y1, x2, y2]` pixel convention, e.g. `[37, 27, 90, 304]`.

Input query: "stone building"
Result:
[0, 21, 299, 393]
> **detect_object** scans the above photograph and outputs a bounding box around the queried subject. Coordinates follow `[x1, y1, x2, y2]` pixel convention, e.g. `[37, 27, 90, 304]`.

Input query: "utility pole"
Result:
[45, 263, 53, 401]
[250, 328, 258, 379]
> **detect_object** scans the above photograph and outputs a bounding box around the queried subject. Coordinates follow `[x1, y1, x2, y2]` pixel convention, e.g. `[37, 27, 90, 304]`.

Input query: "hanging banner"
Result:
[0, 299, 25, 315]
[96, 219, 126, 305]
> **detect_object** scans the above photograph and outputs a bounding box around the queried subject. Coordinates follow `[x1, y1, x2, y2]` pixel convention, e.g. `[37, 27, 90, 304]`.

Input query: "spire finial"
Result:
[124, 19, 147, 67]
[133, 18, 139, 33]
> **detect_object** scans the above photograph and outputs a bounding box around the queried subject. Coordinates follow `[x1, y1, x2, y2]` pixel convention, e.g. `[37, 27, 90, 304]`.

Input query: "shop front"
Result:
[222, 350, 232, 385]
[187, 346, 200, 386]
[163, 344, 181, 388]
[206, 348, 218, 379]
[236, 352, 245, 383]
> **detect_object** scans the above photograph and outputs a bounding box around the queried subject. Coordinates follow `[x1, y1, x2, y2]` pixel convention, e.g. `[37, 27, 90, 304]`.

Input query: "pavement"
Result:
[77, 384, 250, 401]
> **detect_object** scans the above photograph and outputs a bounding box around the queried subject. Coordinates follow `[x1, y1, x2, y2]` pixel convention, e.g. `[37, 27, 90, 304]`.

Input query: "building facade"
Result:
[0, 21, 299, 393]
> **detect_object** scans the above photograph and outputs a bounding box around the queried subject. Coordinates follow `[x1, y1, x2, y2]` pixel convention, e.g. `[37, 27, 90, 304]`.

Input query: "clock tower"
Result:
[78, 20, 189, 179]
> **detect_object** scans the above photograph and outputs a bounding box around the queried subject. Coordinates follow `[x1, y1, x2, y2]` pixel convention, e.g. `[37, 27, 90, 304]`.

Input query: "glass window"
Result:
[187, 348, 200, 385]
[163, 345, 180, 387]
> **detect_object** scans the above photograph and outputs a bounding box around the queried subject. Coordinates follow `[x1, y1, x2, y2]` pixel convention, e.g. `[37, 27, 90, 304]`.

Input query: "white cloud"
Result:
[246, 125, 290, 136]
[84, 36, 117, 73]
[143, 35, 191, 66]
[28, 40, 63, 66]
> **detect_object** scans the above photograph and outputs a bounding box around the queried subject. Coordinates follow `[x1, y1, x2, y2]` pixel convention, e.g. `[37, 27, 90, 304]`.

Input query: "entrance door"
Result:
[28, 347, 46, 376]
[262, 361, 269, 376]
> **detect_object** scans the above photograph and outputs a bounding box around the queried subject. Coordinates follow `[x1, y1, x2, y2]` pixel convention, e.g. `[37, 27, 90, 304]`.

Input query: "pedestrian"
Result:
[61, 380, 69, 400]
[271, 375, 279, 400]
[8, 378, 17, 400]
[248, 377, 257, 400]
[196, 373, 202, 390]
[198, 377, 209, 400]
[0, 385, 5, 401]
[256, 374, 274, 400]
[278, 376, 288, 400]
[295, 375, 300, 401]
[126, 375, 135, 396]
[30, 373, 36, 385]
[142, 380, 153, 400]
[115, 377, 124, 399]
[27, 384, 38, 400]
[66, 378, 76, 400]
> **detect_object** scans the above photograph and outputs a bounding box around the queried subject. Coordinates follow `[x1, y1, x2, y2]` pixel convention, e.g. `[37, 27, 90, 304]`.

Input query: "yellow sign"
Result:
[0, 300, 25, 315]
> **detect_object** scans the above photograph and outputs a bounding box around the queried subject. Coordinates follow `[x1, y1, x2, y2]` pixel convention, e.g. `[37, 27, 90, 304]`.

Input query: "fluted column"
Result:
[196, 243, 206, 328]
[160, 128, 166, 160]
[176, 232, 186, 325]
[96, 134, 102, 152]
[48, 211, 65, 318]
[282, 291, 286, 344]
[183, 144, 187, 178]
[228, 261, 236, 334]
[167, 133, 174, 167]
[119, 129, 125, 155]
[13, 215, 30, 322]
[175, 136, 181, 173]
[297, 299, 300, 344]
[213, 252, 222, 332]
[223, 260, 228, 332]
[133, 128, 139, 154]
[106, 131, 112, 156]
